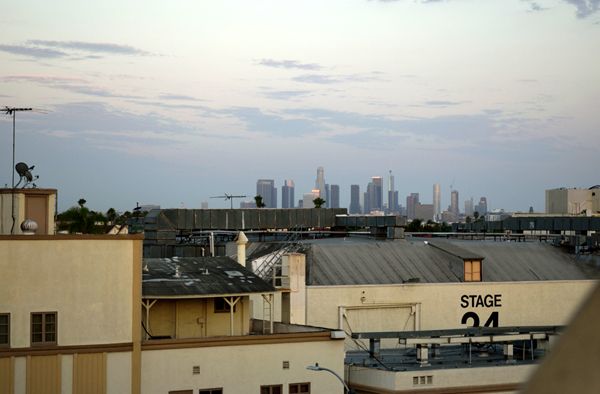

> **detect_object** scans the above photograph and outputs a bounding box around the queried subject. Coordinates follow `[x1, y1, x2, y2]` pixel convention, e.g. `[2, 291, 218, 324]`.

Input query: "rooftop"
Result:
[295, 238, 600, 285]
[143, 256, 275, 298]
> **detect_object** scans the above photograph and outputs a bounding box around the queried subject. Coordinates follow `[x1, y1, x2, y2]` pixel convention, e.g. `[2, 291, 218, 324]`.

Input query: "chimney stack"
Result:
[236, 231, 248, 267]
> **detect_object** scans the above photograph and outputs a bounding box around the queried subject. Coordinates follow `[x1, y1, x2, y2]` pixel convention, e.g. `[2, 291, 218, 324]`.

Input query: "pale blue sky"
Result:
[1, 0, 599, 212]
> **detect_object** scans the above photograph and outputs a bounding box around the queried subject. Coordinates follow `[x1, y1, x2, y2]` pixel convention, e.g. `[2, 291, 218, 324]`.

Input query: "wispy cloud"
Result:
[158, 94, 203, 101]
[262, 90, 312, 100]
[0, 44, 67, 59]
[563, 0, 600, 17]
[223, 107, 322, 136]
[258, 58, 322, 70]
[0, 74, 140, 99]
[28, 40, 152, 56]
[0, 40, 152, 61]
[293, 72, 383, 85]
[374, 0, 599, 18]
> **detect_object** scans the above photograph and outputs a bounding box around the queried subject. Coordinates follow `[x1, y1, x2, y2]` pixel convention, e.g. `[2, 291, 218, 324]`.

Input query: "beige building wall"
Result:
[141, 339, 345, 394]
[0, 236, 141, 394]
[349, 362, 536, 393]
[0, 189, 56, 235]
[0, 192, 24, 235]
[146, 297, 251, 339]
[306, 280, 597, 336]
[0, 238, 137, 347]
[546, 188, 594, 215]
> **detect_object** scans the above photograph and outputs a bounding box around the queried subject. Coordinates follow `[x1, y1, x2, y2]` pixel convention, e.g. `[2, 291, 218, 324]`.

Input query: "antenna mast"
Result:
[2, 107, 32, 188]
[2, 107, 32, 234]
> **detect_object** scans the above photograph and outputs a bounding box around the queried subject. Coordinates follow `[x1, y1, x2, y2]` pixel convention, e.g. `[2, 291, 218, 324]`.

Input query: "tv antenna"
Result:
[210, 193, 247, 209]
[2, 107, 46, 234]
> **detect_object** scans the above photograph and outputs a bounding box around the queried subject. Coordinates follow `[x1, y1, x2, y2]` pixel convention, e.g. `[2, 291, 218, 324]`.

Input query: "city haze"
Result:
[1, 0, 599, 212]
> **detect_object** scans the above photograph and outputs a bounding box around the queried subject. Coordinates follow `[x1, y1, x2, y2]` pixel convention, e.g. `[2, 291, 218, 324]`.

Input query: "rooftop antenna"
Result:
[2, 107, 45, 234]
[210, 193, 247, 209]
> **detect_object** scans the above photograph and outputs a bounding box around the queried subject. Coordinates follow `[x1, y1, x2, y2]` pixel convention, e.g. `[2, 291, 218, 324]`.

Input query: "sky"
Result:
[1, 0, 599, 213]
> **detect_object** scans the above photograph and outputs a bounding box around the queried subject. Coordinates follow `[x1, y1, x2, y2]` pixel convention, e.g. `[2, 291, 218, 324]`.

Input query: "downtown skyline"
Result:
[1, 0, 599, 212]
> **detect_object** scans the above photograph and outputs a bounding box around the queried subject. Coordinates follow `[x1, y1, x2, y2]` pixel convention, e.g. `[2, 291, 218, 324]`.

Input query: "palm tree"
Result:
[313, 197, 326, 208]
[254, 195, 266, 208]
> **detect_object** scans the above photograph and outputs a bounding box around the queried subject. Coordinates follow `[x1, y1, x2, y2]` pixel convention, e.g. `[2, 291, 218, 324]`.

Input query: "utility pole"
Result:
[2, 107, 33, 234]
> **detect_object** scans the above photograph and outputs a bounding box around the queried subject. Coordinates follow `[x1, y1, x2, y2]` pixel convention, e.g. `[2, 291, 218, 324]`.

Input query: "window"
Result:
[31, 312, 57, 345]
[464, 260, 481, 282]
[261, 385, 282, 394]
[289, 383, 310, 394]
[214, 298, 236, 313]
[0, 314, 9, 347]
[199, 389, 222, 394]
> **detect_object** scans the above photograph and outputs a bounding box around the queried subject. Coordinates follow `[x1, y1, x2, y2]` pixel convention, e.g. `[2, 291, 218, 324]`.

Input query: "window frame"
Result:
[30, 311, 58, 346]
[214, 297, 236, 313]
[464, 260, 482, 282]
[289, 382, 311, 394]
[260, 384, 283, 394]
[0, 313, 9, 348]
[198, 389, 223, 394]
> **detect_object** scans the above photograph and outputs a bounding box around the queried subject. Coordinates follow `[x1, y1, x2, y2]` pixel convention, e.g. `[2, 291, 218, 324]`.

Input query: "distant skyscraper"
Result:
[281, 179, 295, 208]
[200, 201, 208, 209]
[256, 179, 277, 208]
[450, 190, 459, 216]
[365, 176, 383, 213]
[475, 197, 488, 216]
[406, 193, 419, 220]
[303, 189, 320, 208]
[325, 184, 330, 208]
[465, 197, 474, 217]
[388, 171, 398, 213]
[330, 184, 340, 208]
[349, 185, 361, 214]
[433, 184, 441, 221]
[315, 166, 326, 201]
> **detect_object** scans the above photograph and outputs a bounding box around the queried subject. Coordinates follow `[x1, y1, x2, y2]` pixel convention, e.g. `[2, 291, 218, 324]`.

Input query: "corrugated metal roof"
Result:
[306, 238, 600, 285]
[143, 256, 274, 297]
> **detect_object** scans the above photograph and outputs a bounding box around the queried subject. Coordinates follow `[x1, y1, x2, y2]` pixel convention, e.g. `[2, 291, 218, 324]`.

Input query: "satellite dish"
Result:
[14, 162, 37, 188]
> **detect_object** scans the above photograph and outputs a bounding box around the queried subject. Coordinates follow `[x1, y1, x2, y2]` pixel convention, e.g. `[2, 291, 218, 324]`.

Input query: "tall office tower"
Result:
[256, 179, 277, 208]
[475, 197, 488, 216]
[450, 190, 459, 216]
[388, 171, 398, 213]
[281, 179, 295, 208]
[349, 185, 361, 214]
[315, 166, 326, 201]
[406, 193, 420, 220]
[363, 190, 371, 214]
[433, 184, 441, 221]
[465, 197, 474, 217]
[325, 184, 331, 208]
[330, 184, 340, 208]
[370, 176, 383, 211]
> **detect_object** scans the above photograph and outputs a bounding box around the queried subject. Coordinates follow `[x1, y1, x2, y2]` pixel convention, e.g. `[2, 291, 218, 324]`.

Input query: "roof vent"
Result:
[20, 219, 38, 234]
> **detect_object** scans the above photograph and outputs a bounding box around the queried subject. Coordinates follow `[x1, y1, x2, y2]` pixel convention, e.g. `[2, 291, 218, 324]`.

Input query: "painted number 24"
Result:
[461, 311, 499, 327]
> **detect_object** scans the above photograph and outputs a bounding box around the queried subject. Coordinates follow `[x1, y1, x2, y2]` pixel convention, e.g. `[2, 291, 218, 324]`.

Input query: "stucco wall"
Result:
[0, 193, 24, 235]
[141, 340, 345, 394]
[146, 297, 250, 339]
[0, 238, 136, 347]
[306, 280, 597, 335]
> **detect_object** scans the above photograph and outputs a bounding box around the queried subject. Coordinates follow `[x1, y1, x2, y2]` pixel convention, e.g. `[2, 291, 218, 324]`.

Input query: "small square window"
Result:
[31, 312, 57, 345]
[282, 361, 290, 369]
[289, 382, 310, 394]
[464, 260, 482, 282]
[427, 375, 433, 384]
[214, 298, 236, 313]
[413, 376, 419, 385]
[420, 376, 426, 385]
[0, 313, 9, 347]
[261, 385, 283, 394]
[198, 389, 222, 394]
